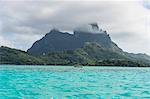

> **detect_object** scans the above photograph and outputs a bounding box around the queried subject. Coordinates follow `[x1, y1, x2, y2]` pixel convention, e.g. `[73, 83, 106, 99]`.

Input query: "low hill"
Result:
[0, 46, 44, 65]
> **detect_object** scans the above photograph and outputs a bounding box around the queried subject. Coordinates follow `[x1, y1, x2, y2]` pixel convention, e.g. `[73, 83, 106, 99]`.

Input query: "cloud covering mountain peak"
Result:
[74, 23, 106, 34]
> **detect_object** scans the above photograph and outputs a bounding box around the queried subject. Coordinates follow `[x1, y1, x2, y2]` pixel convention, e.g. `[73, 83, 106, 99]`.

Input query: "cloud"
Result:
[0, 36, 14, 47]
[1, 33, 43, 50]
[0, 0, 149, 54]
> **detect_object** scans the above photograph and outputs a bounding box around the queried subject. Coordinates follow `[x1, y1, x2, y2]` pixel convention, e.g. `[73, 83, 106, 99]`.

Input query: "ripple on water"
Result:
[1, 66, 150, 98]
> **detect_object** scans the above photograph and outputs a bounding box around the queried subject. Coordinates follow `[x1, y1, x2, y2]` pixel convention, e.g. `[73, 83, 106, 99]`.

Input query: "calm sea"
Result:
[0, 65, 150, 99]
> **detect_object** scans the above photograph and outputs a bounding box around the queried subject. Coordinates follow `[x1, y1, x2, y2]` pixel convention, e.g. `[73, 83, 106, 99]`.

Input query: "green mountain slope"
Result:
[0, 43, 149, 67]
[43, 42, 149, 66]
[126, 53, 150, 63]
[0, 46, 44, 65]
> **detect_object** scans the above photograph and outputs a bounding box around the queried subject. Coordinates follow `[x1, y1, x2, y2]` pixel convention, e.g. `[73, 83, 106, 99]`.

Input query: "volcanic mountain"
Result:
[27, 23, 123, 56]
[1, 23, 150, 66]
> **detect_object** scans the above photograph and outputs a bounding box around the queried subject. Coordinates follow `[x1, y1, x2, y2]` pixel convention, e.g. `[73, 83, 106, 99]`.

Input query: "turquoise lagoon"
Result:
[0, 65, 150, 99]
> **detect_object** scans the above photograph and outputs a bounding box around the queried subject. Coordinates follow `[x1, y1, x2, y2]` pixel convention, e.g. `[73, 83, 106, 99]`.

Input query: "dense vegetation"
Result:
[0, 46, 45, 65]
[0, 42, 149, 67]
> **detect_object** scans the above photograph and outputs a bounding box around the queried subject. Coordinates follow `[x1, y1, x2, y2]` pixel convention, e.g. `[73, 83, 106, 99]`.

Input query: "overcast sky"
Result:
[0, 0, 149, 55]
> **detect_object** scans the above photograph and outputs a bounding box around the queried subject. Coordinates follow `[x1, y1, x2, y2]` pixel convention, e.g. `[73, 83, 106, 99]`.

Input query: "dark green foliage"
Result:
[0, 46, 45, 65]
[0, 43, 150, 67]
[96, 59, 146, 67]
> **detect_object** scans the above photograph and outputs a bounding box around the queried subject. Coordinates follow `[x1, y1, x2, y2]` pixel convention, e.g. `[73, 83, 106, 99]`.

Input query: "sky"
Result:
[0, 0, 149, 55]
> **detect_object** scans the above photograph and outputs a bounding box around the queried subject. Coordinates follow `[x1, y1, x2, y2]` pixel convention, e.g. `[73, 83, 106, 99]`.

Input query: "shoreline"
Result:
[0, 64, 149, 67]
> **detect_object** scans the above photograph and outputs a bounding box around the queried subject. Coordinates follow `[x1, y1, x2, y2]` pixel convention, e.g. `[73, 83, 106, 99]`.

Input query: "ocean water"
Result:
[0, 65, 150, 99]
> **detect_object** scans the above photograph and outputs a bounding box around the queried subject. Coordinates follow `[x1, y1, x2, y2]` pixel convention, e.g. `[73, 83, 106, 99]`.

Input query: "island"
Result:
[0, 23, 150, 66]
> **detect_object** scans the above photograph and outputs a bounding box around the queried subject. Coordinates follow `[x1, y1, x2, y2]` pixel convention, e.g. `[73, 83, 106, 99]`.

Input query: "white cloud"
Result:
[3, 33, 43, 51]
[0, 0, 149, 54]
[0, 36, 14, 47]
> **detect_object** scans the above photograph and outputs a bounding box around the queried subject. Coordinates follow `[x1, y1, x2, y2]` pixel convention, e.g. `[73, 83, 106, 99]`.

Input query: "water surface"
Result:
[0, 65, 150, 99]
